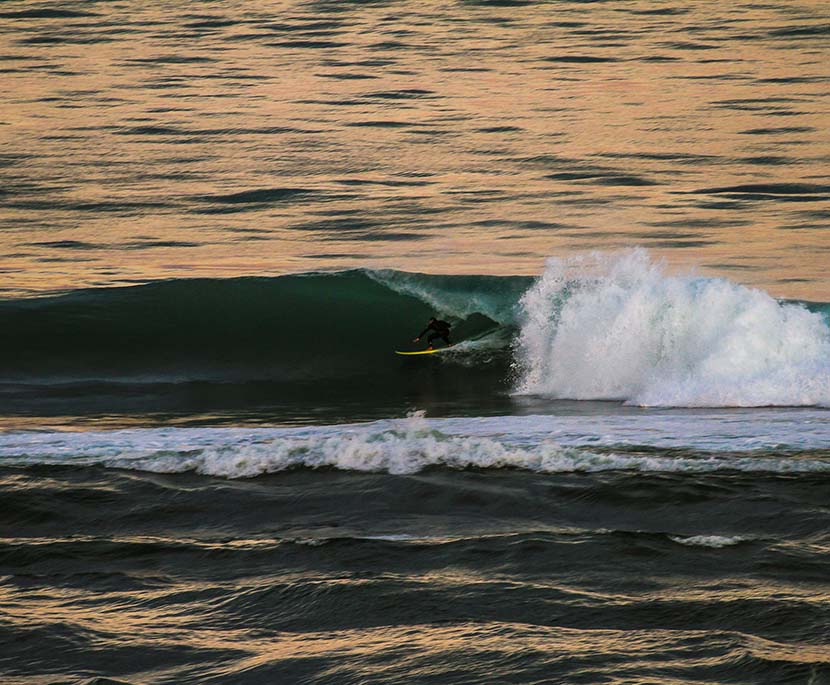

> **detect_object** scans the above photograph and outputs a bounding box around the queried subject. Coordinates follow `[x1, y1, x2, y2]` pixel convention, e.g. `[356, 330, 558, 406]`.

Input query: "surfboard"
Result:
[395, 346, 454, 356]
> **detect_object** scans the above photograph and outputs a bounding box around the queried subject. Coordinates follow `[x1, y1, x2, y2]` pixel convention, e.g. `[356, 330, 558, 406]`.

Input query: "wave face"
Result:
[515, 251, 830, 407]
[0, 270, 523, 385]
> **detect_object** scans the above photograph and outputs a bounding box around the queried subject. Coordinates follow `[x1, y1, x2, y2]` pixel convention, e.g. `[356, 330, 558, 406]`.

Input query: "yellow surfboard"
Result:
[395, 346, 454, 356]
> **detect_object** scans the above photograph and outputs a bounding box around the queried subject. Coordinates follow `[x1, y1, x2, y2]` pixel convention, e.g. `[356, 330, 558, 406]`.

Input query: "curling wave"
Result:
[0, 270, 515, 384]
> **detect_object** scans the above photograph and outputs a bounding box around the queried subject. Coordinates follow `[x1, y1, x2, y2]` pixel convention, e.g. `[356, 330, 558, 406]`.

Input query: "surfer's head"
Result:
[428, 317, 436, 324]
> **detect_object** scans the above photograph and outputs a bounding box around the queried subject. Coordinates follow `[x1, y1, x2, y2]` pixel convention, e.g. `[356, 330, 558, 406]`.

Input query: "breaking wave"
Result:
[0, 251, 827, 408]
[514, 250, 830, 407]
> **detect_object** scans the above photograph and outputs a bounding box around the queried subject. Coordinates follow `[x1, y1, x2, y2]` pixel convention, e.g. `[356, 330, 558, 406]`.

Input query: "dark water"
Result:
[4, 449, 830, 684]
[2, 1, 830, 683]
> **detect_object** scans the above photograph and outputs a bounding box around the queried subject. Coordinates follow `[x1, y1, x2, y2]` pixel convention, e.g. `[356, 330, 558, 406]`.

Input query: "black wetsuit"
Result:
[418, 319, 451, 347]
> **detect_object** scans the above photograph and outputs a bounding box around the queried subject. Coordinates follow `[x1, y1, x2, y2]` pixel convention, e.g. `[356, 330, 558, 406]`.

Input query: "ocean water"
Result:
[2, 2, 830, 684]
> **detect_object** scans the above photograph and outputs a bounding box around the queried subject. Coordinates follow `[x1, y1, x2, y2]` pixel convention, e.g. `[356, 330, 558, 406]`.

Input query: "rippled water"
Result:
[4, 411, 830, 684]
[0, 0, 828, 297]
[2, 3, 830, 684]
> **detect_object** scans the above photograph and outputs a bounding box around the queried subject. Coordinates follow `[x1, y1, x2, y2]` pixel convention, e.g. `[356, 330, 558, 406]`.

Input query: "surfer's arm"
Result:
[414, 327, 430, 341]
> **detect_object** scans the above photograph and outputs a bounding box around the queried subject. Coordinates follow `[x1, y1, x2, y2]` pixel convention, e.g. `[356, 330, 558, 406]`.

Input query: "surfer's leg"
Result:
[427, 332, 448, 349]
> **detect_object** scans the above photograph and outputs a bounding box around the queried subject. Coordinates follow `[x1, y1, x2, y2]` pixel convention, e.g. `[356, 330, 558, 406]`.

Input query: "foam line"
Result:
[2, 413, 829, 478]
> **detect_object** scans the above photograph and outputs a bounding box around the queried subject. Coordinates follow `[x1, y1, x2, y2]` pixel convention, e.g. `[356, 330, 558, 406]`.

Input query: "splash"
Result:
[514, 250, 830, 407]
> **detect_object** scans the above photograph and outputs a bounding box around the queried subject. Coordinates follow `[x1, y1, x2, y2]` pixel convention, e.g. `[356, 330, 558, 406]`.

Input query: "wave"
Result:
[669, 535, 748, 548]
[3, 413, 829, 478]
[514, 250, 830, 407]
[0, 269, 515, 385]
[1, 251, 828, 408]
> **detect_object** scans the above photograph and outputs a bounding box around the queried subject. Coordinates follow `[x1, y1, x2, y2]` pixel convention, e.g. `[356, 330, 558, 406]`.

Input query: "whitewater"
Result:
[3, 409, 829, 478]
[514, 251, 830, 407]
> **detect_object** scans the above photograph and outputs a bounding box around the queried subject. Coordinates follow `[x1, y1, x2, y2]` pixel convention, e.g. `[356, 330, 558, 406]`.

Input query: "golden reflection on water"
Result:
[2, 568, 829, 673]
[0, 1, 827, 298]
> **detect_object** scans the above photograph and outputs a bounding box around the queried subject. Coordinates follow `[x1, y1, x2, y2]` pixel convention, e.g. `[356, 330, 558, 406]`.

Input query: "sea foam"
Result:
[2, 412, 830, 479]
[670, 535, 748, 548]
[514, 250, 830, 407]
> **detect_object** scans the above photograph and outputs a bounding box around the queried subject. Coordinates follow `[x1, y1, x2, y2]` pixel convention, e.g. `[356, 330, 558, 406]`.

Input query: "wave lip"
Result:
[514, 250, 830, 407]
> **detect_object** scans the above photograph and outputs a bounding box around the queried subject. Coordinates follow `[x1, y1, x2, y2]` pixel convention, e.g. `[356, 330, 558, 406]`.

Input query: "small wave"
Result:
[670, 535, 748, 548]
[692, 183, 830, 200]
[542, 55, 620, 63]
[3, 413, 830, 479]
[0, 8, 98, 18]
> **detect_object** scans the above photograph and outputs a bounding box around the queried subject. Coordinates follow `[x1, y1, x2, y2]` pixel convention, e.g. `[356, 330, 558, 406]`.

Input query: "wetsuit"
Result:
[418, 319, 451, 347]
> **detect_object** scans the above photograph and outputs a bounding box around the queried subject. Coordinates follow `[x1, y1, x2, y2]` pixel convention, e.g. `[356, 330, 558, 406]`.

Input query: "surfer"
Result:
[414, 317, 451, 350]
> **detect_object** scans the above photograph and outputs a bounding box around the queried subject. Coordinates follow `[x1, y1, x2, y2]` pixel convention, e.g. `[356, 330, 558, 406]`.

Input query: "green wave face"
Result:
[0, 270, 518, 384]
